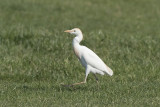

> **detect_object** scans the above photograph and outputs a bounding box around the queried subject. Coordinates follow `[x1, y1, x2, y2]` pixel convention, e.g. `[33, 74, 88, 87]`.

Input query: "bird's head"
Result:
[64, 28, 82, 36]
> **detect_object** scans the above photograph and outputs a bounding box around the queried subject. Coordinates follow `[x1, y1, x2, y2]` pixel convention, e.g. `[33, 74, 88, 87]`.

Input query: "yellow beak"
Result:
[64, 30, 72, 33]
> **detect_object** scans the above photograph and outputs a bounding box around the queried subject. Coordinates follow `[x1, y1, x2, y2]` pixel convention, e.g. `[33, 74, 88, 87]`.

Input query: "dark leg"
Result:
[93, 74, 99, 83]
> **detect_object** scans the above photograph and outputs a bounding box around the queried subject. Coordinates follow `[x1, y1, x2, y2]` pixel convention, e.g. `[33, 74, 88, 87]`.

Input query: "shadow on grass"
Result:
[15, 84, 48, 92]
[0, 74, 101, 92]
[15, 84, 93, 92]
[54, 83, 101, 92]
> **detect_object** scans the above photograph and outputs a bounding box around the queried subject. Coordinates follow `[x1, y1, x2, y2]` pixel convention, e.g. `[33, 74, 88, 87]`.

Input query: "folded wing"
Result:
[81, 46, 113, 76]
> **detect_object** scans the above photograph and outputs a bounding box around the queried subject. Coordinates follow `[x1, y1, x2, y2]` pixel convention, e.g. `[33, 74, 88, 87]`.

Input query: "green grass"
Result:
[0, 0, 160, 106]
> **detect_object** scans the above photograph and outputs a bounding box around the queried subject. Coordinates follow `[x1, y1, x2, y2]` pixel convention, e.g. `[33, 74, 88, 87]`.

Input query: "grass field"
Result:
[0, 0, 160, 106]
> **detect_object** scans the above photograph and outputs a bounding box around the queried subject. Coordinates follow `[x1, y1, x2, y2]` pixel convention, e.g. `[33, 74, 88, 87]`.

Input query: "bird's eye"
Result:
[74, 30, 76, 32]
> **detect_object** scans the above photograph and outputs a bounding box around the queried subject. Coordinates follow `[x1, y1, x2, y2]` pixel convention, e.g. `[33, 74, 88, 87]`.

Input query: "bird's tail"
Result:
[104, 65, 113, 76]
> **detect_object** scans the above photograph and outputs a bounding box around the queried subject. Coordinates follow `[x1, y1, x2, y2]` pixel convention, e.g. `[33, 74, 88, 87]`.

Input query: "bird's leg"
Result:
[70, 81, 86, 86]
[62, 66, 90, 87]
[70, 66, 90, 86]
[93, 74, 99, 83]
[62, 78, 86, 87]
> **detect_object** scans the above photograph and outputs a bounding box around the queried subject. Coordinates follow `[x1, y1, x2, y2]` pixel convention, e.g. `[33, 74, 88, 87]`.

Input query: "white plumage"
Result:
[64, 28, 113, 86]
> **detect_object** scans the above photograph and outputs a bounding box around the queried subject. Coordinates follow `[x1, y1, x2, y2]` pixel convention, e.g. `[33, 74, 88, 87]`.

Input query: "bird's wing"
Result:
[81, 46, 113, 76]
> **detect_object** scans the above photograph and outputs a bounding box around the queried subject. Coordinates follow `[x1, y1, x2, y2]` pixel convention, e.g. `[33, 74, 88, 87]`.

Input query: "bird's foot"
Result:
[72, 81, 86, 86]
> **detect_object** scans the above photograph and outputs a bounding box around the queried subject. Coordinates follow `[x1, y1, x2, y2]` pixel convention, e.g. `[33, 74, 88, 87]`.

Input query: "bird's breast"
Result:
[73, 47, 80, 59]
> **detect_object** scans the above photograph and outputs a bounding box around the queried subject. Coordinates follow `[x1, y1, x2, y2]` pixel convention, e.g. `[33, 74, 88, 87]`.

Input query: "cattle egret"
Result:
[63, 28, 113, 86]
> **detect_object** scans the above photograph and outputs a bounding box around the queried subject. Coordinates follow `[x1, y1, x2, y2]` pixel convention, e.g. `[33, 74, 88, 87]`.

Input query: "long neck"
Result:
[72, 33, 83, 45]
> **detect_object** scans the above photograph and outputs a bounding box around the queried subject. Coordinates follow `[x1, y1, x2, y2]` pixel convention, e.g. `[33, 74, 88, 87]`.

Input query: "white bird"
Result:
[64, 28, 113, 86]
